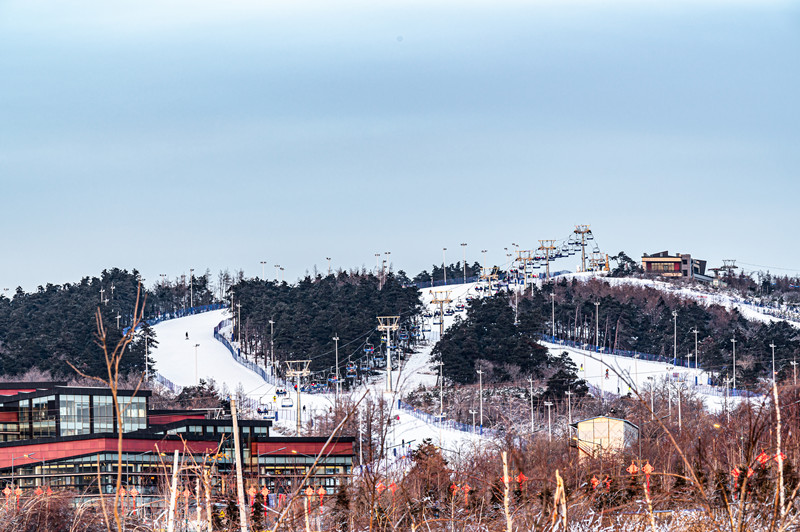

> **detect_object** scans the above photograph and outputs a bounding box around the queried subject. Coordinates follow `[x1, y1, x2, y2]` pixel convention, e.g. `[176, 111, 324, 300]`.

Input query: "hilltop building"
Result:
[641, 251, 712, 282]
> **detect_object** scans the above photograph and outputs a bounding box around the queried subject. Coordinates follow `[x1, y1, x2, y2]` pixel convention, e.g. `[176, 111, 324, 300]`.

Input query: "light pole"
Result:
[770, 343, 777, 385]
[481, 249, 488, 279]
[189, 268, 194, 308]
[672, 311, 678, 365]
[731, 337, 737, 390]
[595, 301, 602, 404]
[461, 243, 468, 283]
[333, 335, 340, 399]
[442, 248, 447, 285]
[269, 320, 275, 375]
[791, 359, 798, 387]
[551, 293, 556, 340]
[116, 313, 121, 328]
[565, 390, 573, 425]
[477, 369, 484, 428]
[236, 303, 242, 345]
[691, 327, 699, 368]
[647, 376, 655, 419]
[326, 257, 331, 276]
[280, 267, 284, 283]
[274, 264, 280, 281]
[194, 343, 200, 385]
[11, 452, 35, 488]
[527, 377, 535, 433]
[469, 409, 477, 433]
[544, 401, 554, 442]
[260, 261, 266, 280]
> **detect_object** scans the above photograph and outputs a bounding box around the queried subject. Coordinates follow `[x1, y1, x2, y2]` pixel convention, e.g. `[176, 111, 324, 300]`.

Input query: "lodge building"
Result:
[0, 382, 354, 497]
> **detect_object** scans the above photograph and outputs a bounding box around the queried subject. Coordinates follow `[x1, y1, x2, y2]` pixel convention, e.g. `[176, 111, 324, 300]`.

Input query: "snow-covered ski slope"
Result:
[149, 308, 483, 448]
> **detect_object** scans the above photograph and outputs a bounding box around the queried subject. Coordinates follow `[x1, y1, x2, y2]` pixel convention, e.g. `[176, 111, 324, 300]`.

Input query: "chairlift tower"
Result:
[285, 360, 311, 436]
[377, 316, 400, 393]
[429, 291, 452, 342]
[721, 260, 738, 278]
[573, 225, 592, 272]
[514, 249, 535, 291]
[538, 240, 558, 281]
[480, 266, 499, 293]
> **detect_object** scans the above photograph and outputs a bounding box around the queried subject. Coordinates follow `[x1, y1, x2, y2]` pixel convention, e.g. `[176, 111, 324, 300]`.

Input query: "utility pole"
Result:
[528, 377, 535, 433]
[731, 337, 737, 390]
[461, 243, 468, 283]
[791, 359, 798, 386]
[477, 369, 484, 428]
[333, 335, 340, 399]
[189, 268, 194, 308]
[647, 376, 655, 419]
[691, 327, 699, 368]
[544, 401, 554, 442]
[377, 316, 400, 393]
[230, 399, 249, 532]
[285, 360, 311, 435]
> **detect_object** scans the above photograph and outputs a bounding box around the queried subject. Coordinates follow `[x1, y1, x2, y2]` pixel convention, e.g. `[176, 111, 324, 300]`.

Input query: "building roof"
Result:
[570, 415, 639, 430]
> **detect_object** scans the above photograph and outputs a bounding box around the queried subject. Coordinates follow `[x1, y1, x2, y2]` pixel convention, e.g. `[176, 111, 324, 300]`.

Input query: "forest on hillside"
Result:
[0, 268, 215, 378]
[433, 276, 800, 391]
[230, 270, 422, 374]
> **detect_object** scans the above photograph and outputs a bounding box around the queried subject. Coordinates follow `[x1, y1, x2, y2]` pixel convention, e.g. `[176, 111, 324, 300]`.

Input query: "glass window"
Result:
[59, 394, 90, 436]
[93, 396, 114, 433]
[120, 396, 147, 433]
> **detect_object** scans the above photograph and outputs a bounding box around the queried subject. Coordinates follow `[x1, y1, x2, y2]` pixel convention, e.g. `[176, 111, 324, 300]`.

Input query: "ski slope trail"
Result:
[149, 309, 484, 449]
[149, 309, 267, 394]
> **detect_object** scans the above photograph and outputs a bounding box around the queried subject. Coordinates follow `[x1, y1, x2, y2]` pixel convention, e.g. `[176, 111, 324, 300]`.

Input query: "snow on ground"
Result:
[150, 308, 483, 449]
[150, 272, 778, 445]
[149, 309, 267, 394]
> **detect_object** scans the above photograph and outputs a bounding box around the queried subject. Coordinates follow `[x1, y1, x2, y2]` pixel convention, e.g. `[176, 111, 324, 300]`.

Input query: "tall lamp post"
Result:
[551, 293, 556, 340]
[691, 327, 699, 368]
[333, 335, 340, 399]
[269, 320, 275, 375]
[476, 369, 484, 429]
[194, 343, 200, 386]
[260, 261, 266, 280]
[731, 337, 737, 390]
[672, 311, 678, 365]
[461, 243, 468, 283]
[442, 248, 447, 285]
[189, 268, 194, 308]
[544, 401, 554, 442]
[11, 452, 35, 488]
[770, 343, 777, 385]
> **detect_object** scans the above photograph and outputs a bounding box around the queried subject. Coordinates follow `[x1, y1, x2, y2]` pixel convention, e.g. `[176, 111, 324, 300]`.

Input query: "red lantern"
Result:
[304, 487, 315, 498]
[462, 484, 471, 504]
[317, 486, 326, 506]
[757, 451, 770, 465]
[248, 486, 257, 507]
[516, 472, 528, 484]
[388, 482, 397, 495]
[376, 482, 386, 494]
[626, 462, 639, 475]
[590, 476, 600, 490]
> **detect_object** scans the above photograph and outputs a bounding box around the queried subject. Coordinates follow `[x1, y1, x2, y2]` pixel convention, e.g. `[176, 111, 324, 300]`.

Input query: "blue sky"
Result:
[1, 0, 799, 290]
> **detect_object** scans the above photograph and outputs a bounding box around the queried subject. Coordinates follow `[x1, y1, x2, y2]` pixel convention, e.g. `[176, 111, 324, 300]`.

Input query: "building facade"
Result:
[641, 251, 710, 281]
[0, 382, 354, 498]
